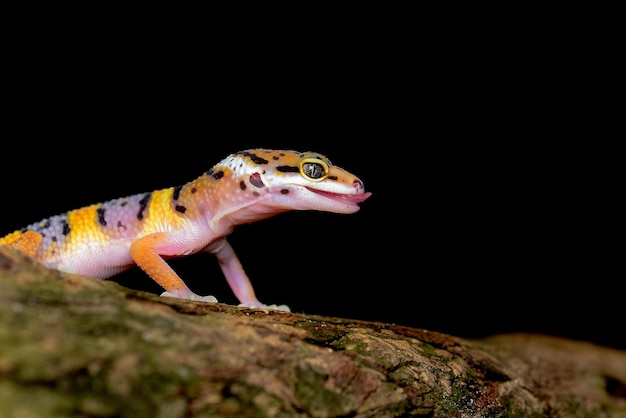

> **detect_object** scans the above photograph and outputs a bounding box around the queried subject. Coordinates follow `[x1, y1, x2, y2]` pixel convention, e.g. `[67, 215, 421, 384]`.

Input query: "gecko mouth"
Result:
[306, 187, 372, 204]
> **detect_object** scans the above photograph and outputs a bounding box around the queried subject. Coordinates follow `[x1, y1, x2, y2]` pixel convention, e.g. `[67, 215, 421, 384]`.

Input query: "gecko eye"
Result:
[299, 158, 329, 181]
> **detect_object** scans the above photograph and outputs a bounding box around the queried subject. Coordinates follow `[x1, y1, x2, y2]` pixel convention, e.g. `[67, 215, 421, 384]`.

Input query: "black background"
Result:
[3, 24, 621, 350]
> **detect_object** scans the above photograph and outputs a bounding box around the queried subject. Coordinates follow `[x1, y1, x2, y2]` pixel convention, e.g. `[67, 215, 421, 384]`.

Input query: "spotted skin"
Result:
[1, 149, 371, 310]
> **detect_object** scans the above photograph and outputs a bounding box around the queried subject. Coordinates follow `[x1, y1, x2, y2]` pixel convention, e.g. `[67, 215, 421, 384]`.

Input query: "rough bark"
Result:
[1, 246, 625, 418]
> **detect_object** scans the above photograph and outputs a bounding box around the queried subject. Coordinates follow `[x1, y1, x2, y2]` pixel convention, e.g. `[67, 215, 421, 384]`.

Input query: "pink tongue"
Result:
[347, 192, 372, 203]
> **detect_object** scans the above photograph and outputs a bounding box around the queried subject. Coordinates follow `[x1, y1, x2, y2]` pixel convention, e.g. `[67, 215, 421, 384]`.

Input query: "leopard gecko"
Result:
[0, 149, 371, 311]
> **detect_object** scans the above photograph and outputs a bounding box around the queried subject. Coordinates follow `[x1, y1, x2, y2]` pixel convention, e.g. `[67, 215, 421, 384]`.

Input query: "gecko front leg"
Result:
[129, 232, 217, 303]
[208, 238, 290, 311]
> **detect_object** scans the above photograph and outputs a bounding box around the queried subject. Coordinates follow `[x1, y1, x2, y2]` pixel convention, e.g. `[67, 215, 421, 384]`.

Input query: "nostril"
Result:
[353, 179, 364, 190]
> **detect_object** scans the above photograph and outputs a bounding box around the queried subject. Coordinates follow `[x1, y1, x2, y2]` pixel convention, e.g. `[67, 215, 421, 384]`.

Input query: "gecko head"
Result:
[223, 149, 372, 215]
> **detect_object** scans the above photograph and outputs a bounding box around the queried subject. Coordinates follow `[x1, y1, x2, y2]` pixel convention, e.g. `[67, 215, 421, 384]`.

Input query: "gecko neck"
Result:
[178, 172, 289, 233]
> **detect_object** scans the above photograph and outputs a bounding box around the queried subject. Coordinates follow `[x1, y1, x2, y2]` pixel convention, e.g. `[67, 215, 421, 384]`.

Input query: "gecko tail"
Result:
[0, 230, 42, 259]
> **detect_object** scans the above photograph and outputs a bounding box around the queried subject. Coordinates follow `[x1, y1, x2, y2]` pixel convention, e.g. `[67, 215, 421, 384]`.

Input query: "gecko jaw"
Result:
[305, 187, 372, 206]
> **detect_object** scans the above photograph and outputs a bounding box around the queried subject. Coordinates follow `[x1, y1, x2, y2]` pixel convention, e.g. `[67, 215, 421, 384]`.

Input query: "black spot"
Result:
[175, 205, 187, 214]
[117, 221, 126, 230]
[272, 155, 279, 160]
[239, 181, 247, 191]
[191, 187, 197, 193]
[328, 175, 338, 180]
[97, 207, 107, 226]
[42, 220, 50, 229]
[120, 201, 128, 207]
[242, 151, 269, 165]
[276, 165, 299, 173]
[281, 189, 289, 194]
[62, 220, 70, 236]
[52, 236, 57, 242]
[137, 193, 151, 220]
[213, 171, 224, 180]
[252, 191, 259, 197]
[173, 185, 183, 200]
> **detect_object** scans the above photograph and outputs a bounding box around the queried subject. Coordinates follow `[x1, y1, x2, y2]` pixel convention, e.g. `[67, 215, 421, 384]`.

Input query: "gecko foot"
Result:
[160, 291, 218, 303]
[238, 303, 291, 312]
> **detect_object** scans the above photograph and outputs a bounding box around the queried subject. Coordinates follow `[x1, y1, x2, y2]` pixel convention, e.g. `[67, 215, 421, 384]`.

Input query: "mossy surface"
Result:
[2, 246, 625, 417]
